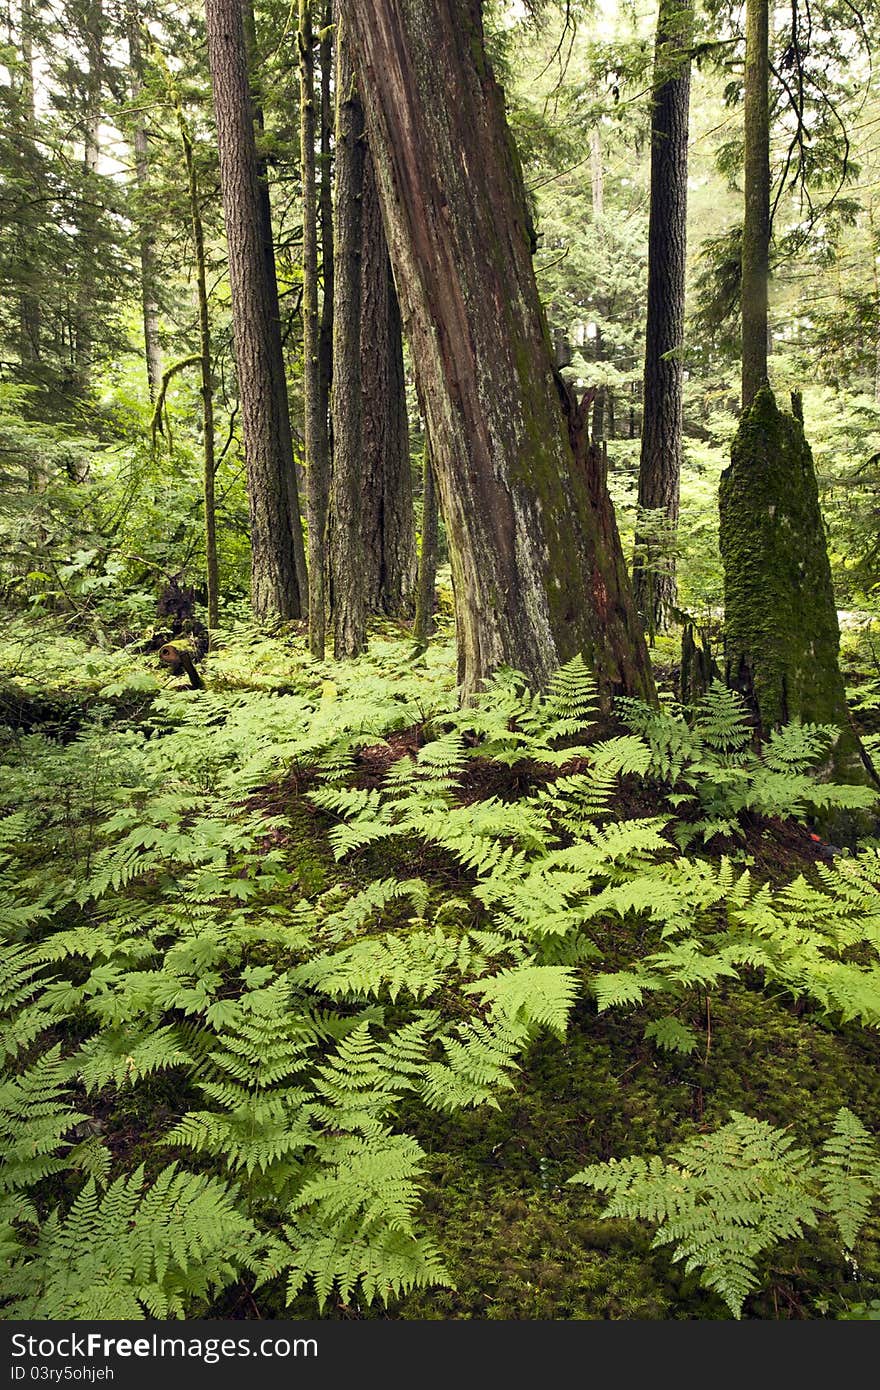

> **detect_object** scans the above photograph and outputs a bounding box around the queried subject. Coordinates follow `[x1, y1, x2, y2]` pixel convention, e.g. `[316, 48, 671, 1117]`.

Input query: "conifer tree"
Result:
[205, 0, 306, 622]
[329, 18, 367, 658]
[346, 0, 654, 702]
[632, 0, 692, 634]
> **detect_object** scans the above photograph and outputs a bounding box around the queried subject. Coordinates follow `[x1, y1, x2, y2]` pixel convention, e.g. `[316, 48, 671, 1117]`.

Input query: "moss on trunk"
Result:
[719, 387, 871, 794]
[347, 0, 655, 705]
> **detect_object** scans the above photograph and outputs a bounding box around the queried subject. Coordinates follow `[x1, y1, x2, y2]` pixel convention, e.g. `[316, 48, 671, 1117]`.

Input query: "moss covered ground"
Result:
[3, 616, 880, 1321]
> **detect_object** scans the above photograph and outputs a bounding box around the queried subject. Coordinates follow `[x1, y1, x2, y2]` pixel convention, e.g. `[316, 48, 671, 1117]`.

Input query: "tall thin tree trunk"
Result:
[590, 126, 604, 219]
[591, 379, 604, 443]
[318, 2, 334, 463]
[243, 0, 309, 603]
[869, 203, 880, 406]
[316, 1, 334, 625]
[741, 0, 770, 408]
[360, 149, 417, 616]
[126, 0, 162, 401]
[150, 37, 220, 626]
[329, 18, 367, 658]
[205, 0, 304, 622]
[632, 0, 692, 634]
[182, 106, 220, 627]
[75, 0, 103, 395]
[347, 0, 654, 703]
[300, 0, 331, 655]
[18, 0, 40, 368]
[413, 442, 438, 647]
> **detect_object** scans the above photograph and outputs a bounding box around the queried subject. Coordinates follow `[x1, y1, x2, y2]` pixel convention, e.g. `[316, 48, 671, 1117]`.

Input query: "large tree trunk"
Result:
[205, 0, 304, 622]
[360, 150, 417, 617]
[741, 0, 770, 409]
[243, 0, 309, 604]
[126, 0, 162, 401]
[632, 0, 692, 634]
[720, 388, 872, 793]
[300, 0, 331, 655]
[346, 0, 654, 703]
[721, 5, 874, 815]
[329, 20, 367, 658]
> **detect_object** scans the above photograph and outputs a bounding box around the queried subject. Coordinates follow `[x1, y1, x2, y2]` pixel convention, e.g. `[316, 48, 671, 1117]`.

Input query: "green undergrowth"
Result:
[1, 619, 880, 1320]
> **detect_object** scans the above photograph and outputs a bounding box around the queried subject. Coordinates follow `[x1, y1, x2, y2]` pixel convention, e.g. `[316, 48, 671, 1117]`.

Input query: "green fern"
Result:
[3, 1164, 263, 1318]
[619, 684, 877, 844]
[470, 963, 579, 1038]
[570, 1108, 880, 1317]
[643, 1015, 700, 1055]
[0, 1047, 91, 1193]
[818, 1108, 880, 1251]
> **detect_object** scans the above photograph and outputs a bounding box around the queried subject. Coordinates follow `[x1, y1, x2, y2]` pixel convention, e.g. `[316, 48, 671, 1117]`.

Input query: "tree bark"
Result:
[346, 0, 654, 703]
[205, 0, 304, 622]
[360, 149, 417, 616]
[632, 0, 692, 634]
[300, 0, 331, 655]
[74, 0, 104, 396]
[413, 442, 438, 648]
[741, 0, 770, 409]
[590, 126, 604, 219]
[243, 0, 309, 604]
[720, 387, 873, 799]
[174, 87, 220, 627]
[126, 0, 163, 401]
[329, 18, 367, 658]
[18, 0, 40, 369]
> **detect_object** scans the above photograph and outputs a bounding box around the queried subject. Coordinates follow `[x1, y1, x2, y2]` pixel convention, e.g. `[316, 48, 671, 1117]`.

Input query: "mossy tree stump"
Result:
[719, 386, 871, 790]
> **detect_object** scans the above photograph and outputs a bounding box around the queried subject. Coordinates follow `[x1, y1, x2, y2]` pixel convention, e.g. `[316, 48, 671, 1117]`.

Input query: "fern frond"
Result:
[0, 1047, 86, 1193]
[818, 1108, 880, 1250]
[570, 1112, 818, 1317]
[4, 1164, 263, 1318]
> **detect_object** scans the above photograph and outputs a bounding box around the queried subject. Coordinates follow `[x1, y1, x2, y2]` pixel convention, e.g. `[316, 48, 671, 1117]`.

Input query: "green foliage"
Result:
[570, 1108, 880, 1317]
[444, 655, 601, 766]
[643, 1015, 699, 1055]
[619, 681, 876, 846]
[3, 630, 880, 1320]
[0, 1047, 90, 1193]
[4, 1165, 263, 1318]
[2, 0, 880, 1323]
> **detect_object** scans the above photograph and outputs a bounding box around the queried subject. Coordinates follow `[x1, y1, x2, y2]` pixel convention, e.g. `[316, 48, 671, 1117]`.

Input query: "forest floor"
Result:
[2, 613, 880, 1321]
[247, 743, 880, 1320]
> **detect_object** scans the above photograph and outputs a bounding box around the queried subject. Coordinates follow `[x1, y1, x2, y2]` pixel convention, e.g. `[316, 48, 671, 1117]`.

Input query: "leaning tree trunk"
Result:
[360, 149, 417, 617]
[346, 0, 654, 703]
[741, 0, 770, 409]
[632, 0, 692, 635]
[329, 18, 367, 659]
[205, 0, 304, 622]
